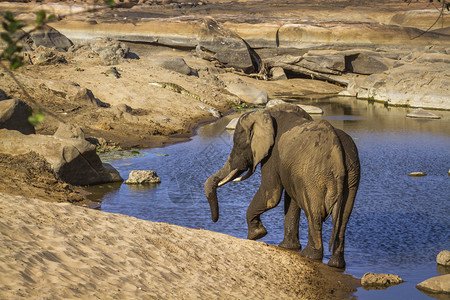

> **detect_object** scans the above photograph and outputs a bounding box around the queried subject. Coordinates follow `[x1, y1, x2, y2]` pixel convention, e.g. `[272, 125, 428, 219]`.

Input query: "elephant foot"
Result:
[247, 225, 267, 240]
[300, 245, 323, 261]
[328, 253, 345, 269]
[278, 239, 301, 251]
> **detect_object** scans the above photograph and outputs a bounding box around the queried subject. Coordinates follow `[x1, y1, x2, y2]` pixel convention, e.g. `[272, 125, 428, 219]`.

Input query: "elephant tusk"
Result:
[218, 168, 239, 187]
[233, 177, 243, 182]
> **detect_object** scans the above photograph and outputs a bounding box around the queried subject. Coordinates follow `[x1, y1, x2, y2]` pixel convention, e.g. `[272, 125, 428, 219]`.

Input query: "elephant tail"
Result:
[328, 186, 344, 252]
[327, 141, 346, 253]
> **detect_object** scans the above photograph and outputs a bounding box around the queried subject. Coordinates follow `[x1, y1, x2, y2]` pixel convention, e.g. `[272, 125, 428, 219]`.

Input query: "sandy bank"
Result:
[0, 193, 358, 299]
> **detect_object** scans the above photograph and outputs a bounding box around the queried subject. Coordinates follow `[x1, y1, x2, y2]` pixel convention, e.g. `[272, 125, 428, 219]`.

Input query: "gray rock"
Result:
[0, 99, 35, 135]
[416, 274, 450, 295]
[225, 117, 239, 130]
[154, 57, 193, 75]
[54, 123, 85, 140]
[407, 108, 441, 119]
[361, 273, 404, 289]
[226, 83, 268, 105]
[114, 103, 133, 113]
[0, 129, 123, 185]
[70, 87, 108, 107]
[29, 25, 73, 51]
[270, 67, 288, 80]
[125, 170, 161, 184]
[303, 53, 346, 72]
[298, 104, 323, 114]
[437, 250, 450, 266]
[265, 99, 287, 108]
[346, 52, 391, 75]
[102, 163, 123, 183]
[91, 38, 129, 66]
[196, 17, 261, 73]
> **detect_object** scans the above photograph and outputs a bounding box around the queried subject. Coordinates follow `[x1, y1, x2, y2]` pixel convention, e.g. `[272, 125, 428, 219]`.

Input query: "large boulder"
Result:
[345, 52, 392, 75]
[416, 274, 450, 295]
[196, 17, 261, 73]
[0, 129, 122, 185]
[28, 25, 73, 51]
[225, 83, 268, 105]
[0, 99, 35, 135]
[355, 59, 450, 110]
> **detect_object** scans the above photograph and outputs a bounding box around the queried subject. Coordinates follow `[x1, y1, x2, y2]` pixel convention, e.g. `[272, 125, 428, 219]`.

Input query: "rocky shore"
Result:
[1, 0, 449, 298]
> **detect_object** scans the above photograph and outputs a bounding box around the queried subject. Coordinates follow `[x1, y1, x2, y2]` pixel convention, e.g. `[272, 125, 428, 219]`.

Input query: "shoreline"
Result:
[0, 192, 361, 299]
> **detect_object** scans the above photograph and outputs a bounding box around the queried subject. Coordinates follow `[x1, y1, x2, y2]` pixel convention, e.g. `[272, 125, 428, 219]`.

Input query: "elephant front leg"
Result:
[246, 175, 283, 240]
[278, 191, 302, 250]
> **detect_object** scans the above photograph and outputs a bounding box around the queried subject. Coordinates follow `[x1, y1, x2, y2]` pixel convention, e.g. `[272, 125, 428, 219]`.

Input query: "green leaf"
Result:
[1, 32, 12, 44]
[48, 14, 56, 22]
[4, 12, 15, 23]
[10, 56, 24, 70]
[2, 21, 9, 32]
[28, 111, 45, 126]
[35, 10, 46, 26]
[104, 0, 117, 7]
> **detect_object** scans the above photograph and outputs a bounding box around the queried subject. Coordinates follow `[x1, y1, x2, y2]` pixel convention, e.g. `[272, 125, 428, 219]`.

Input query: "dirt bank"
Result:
[0, 192, 359, 299]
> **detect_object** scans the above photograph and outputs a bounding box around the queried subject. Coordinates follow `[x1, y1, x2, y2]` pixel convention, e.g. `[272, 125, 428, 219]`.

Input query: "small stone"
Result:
[416, 274, 450, 294]
[361, 273, 404, 289]
[298, 104, 323, 114]
[406, 108, 441, 119]
[225, 117, 239, 130]
[125, 170, 161, 184]
[408, 172, 427, 177]
[54, 123, 85, 140]
[265, 99, 287, 108]
[270, 67, 288, 80]
[437, 250, 450, 266]
[265, 100, 322, 114]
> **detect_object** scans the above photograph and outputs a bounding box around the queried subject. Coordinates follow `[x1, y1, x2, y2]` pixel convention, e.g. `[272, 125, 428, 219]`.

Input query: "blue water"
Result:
[90, 97, 450, 299]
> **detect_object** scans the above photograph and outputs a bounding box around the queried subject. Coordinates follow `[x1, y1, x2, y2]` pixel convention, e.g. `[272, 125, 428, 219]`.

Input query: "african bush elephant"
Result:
[204, 104, 360, 268]
[278, 126, 360, 268]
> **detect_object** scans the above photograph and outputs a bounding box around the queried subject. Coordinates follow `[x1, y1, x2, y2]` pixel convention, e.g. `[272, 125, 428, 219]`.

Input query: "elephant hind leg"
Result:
[328, 186, 357, 269]
[279, 191, 302, 250]
[300, 213, 324, 261]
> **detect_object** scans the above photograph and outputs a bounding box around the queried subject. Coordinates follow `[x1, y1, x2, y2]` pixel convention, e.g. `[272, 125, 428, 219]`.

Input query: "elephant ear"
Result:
[241, 110, 275, 172]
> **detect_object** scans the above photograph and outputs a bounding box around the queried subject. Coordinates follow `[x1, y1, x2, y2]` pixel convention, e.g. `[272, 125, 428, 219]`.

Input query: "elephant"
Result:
[204, 103, 360, 268]
[278, 126, 360, 268]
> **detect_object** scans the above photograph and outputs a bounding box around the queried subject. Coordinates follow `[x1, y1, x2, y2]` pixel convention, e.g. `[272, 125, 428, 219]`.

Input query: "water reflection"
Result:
[88, 97, 450, 299]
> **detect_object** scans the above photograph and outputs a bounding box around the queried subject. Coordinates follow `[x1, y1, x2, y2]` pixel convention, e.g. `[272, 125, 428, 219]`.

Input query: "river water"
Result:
[89, 97, 449, 299]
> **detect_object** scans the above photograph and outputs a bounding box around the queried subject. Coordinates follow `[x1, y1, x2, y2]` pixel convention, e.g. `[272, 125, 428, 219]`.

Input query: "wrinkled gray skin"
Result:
[204, 104, 359, 268]
[278, 127, 360, 269]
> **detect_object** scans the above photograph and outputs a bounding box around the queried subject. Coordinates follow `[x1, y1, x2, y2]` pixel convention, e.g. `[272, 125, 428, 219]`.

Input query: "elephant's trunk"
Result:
[204, 160, 237, 222]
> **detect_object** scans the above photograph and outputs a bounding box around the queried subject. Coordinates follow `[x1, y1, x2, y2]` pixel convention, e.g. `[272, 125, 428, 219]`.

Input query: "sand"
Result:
[0, 192, 358, 299]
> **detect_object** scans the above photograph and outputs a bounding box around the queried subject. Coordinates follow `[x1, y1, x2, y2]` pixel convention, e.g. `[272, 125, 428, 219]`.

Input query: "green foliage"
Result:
[1, 12, 25, 69]
[28, 109, 45, 126]
[104, 0, 117, 7]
